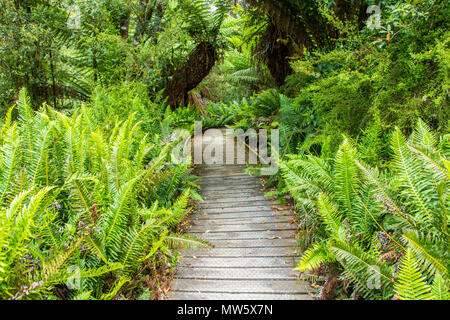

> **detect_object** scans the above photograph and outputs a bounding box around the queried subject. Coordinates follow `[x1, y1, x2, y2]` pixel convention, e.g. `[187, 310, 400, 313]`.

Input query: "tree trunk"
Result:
[164, 42, 217, 108]
[120, 19, 129, 40]
[259, 23, 295, 87]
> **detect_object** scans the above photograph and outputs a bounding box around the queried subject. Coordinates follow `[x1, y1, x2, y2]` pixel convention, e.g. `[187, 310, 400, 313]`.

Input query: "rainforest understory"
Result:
[0, 0, 448, 300]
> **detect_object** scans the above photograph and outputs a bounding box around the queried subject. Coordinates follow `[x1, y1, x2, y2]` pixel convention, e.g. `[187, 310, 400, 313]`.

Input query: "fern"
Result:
[0, 125, 23, 206]
[402, 231, 449, 278]
[394, 249, 432, 300]
[296, 242, 334, 272]
[430, 273, 450, 300]
[101, 178, 137, 262]
[392, 128, 436, 226]
[332, 241, 394, 300]
[334, 138, 359, 215]
[281, 119, 448, 300]
[165, 234, 212, 251]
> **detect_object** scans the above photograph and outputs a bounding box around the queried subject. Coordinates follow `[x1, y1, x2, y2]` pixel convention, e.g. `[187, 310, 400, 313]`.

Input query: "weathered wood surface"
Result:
[169, 129, 312, 300]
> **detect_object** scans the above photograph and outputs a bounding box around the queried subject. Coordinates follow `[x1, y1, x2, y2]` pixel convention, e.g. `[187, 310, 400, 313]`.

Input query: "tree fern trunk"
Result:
[164, 42, 217, 108]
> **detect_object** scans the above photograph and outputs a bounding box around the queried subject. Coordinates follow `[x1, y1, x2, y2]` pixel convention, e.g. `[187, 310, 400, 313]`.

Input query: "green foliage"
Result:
[284, 2, 449, 158]
[0, 88, 202, 299]
[0, 0, 448, 302]
[280, 119, 449, 300]
[394, 249, 432, 300]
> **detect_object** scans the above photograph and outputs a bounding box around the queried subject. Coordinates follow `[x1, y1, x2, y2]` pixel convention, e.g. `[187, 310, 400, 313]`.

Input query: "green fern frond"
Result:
[119, 220, 158, 274]
[101, 178, 137, 261]
[296, 242, 334, 272]
[355, 159, 413, 227]
[79, 263, 124, 280]
[394, 249, 432, 300]
[334, 138, 359, 215]
[332, 241, 394, 299]
[0, 125, 23, 206]
[392, 128, 436, 224]
[430, 273, 450, 300]
[317, 192, 344, 239]
[65, 175, 99, 213]
[402, 230, 448, 278]
[17, 88, 36, 165]
[409, 119, 437, 152]
[407, 144, 449, 181]
[165, 234, 211, 251]
[163, 189, 191, 227]
[100, 276, 130, 300]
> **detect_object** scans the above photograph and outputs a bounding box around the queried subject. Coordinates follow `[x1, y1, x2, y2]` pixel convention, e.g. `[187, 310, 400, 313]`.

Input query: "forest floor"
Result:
[168, 129, 313, 300]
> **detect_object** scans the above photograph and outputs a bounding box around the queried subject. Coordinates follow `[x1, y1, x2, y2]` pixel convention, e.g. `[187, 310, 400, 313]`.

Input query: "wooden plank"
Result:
[199, 174, 254, 179]
[191, 215, 293, 225]
[200, 193, 265, 200]
[170, 292, 312, 300]
[189, 222, 297, 233]
[175, 267, 300, 280]
[200, 185, 260, 192]
[202, 238, 297, 248]
[200, 206, 278, 214]
[196, 165, 247, 169]
[199, 183, 262, 190]
[195, 166, 242, 170]
[195, 164, 246, 170]
[200, 191, 264, 199]
[199, 174, 259, 180]
[182, 247, 300, 257]
[196, 168, 247, 173]
[172, 279, 309, 294]
[198, 202, 279, 210]
[179, 257, 299, 268]
[198, 196, 268, 203]
[198, 184, 263, 191]
[194, 230, 297, 240]
[192, 211, 292, 220]
[196, 172, 248, 178]
[200, 176, 260, 182]
[199, 183, 261, 189]
[197, 204, 276, 212]
[198, 200, 274, 207]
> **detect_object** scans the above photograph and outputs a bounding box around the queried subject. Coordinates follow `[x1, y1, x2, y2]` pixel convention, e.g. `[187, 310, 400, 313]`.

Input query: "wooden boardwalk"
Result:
[169, 129, 312, 300]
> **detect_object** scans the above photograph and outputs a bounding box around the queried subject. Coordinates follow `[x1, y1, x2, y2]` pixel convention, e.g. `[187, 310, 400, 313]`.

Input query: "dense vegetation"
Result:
[0, 0, 448, 300]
